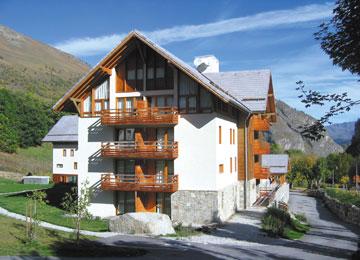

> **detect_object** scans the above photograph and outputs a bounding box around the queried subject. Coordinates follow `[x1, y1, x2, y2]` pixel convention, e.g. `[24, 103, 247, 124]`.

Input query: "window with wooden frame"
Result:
[126, 51, 144, 91]
[219, 126, 222, 144]
[230, 157, 233, 173]
[82, 94, 92, 116]
[199, 87, 213, 112]
[235, 156, 237, 171]
[62, 149, 66, 157]
[74, 162, 78, 170]
[219, 164, 224, 173]
[148, 95, 174, 108]
[146, 49, 173, 91]
[94, 79, 109, 113]
[230, 129, 232, 144]
[70, 149, 74, 157]
[179, 73, 198, 113]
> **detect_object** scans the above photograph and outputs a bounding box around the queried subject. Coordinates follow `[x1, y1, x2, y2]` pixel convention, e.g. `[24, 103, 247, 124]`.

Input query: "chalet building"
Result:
[46, 31, 287, 225]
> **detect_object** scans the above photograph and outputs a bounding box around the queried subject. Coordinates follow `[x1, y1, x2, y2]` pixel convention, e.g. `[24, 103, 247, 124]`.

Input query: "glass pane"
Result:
[103, 100, 109, 110]
[127, 69, 135, 80]
[167, 160, 174, 175]
[125, 129, 134, 141]
[125, 192, 135, 213]
[157, 96, 165, 107]
[166, 96, 173, 107]
[126, 160, 135, 174]
[117, 99, 123, 110]
[137, 69, 143, 80]
[95, 102, 101, 112]
[118, 129, 125, 141]
[188, 96, 197, 112]
[156, 67, 165, 78]
[84, 96, 91, 112]
[116, 160, 125, 174]
[163, 193, 171, 216]
[179, 97, 186, 111]
[147, 67, 154, 79]
[200, 88, 212, 110]
[126, 99, 133, 110]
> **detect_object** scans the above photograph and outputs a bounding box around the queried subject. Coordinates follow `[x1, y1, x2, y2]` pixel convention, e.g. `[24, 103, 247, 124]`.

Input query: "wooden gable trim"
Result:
[100, 66, 112, 75]
[54, 31, 250, 113]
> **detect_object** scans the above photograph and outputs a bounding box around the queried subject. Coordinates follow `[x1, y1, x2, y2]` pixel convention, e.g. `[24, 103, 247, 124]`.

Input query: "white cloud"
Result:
[54, 3, 333, 56]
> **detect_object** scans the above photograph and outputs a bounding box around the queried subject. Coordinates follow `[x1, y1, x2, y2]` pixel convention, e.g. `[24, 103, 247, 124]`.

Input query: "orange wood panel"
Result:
[136, 192, 156, 212]
[115, 63, 125, 92]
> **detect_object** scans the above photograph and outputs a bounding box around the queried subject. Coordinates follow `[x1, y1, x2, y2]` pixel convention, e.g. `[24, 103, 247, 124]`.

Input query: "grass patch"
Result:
[0, 177, 53, 193]
[261, 207, 310, 240]
[0, 193, 108, 232]
[325, 188, 360, 207]
[165, 223, 201, 238]
[0, 144, 52, 175]
[0, 215, 145, 257]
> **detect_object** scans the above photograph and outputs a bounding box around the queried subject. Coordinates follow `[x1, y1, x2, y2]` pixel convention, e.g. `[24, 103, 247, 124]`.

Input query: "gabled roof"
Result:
[204, 70, 272, 112]
[53, 30, 250, 113]
[261, 154, 289, 174]
[42, 115, 78, 143]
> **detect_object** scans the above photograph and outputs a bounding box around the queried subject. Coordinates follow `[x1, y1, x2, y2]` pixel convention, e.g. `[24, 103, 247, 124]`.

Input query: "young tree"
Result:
[26, 190, 47, 241]
[291, 155, 317, 188]
[61, 180, 92, 244]
[297, 0, 360, 140]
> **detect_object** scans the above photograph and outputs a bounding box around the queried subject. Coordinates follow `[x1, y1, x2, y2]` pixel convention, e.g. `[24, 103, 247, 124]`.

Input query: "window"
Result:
[62, 149, 66, 157]
[74, 162, 78, 170]
[56, 164, 63, 168]
[70, 149, 74, 157]
[83, 95, 92, 114]
[219, 164, 224, 173]
[179, 73, 198, 113]
[254, 155, 260, 163]
[233, 129, 236, 144]
[94, 79, 110, 112]
[230, 129, 232, 144]
[230, 157, 233, 173]
[219, 126, 222, 144]
[254, 131, 260, 140]
[200, 88, 213, 112]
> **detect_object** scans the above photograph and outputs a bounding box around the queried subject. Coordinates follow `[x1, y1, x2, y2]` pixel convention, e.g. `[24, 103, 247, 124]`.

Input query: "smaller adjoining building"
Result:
[42, 115, 79, 184]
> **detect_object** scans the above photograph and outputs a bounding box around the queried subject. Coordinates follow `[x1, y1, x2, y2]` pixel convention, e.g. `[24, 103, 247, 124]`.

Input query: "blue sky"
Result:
[1, 0, 359, 123]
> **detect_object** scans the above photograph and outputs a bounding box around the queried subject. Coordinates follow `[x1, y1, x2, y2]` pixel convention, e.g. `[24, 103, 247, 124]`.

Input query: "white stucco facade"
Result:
[52, 143, 79, 175]
[77, 117, 116, 217]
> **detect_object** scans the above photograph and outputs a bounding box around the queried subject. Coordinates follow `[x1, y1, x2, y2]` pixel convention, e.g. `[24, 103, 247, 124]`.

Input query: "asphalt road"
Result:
[97, 191, 359, 260]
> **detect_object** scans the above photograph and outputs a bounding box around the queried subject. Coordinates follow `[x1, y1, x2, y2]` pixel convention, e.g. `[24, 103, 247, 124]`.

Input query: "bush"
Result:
[325, 188, 360, 207]
[261, 207, 291, 237]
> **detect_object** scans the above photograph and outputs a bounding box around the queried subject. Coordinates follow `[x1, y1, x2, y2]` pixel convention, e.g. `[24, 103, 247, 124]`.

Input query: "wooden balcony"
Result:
[100, 174, 178, 192]
[253, 139, 270, 155]
[254, 163, 270, 179]
[252, 116, 270, 131]
[101, 107, 178, 126]
[101, 141, 178, 159]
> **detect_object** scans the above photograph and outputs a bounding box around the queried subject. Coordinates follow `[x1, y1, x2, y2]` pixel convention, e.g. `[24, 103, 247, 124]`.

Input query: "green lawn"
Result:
[0, 194, 108, 232]
[0, 215, 144, 257]
[0, 177, 53, 194]
[325, 188, 360, 207]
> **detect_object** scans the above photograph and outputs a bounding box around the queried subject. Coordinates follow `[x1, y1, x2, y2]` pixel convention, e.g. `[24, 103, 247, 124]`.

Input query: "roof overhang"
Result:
[53, 31, 251, 114]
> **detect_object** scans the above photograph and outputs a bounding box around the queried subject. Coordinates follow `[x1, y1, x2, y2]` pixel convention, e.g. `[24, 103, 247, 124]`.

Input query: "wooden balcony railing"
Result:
[101, 107, 178, 126]
[253, 139, 270, 154]
[100, 174, 178, 192]
[101, 141, 178, 159]
[252, 116, 270, 131]
[254, 162, 270, 179]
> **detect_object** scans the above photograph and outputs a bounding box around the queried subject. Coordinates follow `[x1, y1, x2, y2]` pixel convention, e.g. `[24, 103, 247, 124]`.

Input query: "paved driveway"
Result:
[100, 191, 359, 259]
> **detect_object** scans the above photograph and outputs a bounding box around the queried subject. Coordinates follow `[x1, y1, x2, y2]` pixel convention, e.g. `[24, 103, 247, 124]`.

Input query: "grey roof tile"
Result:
[42, 115, 78, 142]
[204, 70, 271, 112]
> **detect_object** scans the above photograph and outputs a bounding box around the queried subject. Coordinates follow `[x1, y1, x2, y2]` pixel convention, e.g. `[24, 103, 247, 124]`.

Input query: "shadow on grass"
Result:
[51, 239, 147, 257]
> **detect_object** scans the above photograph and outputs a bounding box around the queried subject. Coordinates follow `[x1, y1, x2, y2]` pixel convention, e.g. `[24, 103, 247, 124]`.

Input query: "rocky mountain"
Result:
[326, 121, 356, 147]
[0, 25, 89, 103]
[270, 100, 344, 157]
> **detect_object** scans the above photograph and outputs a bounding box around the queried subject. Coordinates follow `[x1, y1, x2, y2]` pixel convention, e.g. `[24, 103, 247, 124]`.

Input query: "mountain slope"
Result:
[326, 121, 355, 147]
[270, 100, 343, 157]
[0, 25, 89, 103]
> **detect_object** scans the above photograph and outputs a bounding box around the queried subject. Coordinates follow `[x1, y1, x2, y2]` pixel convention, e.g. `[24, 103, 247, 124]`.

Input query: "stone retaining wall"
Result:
[308, 189, 360, 227]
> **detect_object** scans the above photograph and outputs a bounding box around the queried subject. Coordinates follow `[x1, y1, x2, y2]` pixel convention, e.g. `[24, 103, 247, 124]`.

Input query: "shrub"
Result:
[261, 207, 291, 237]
